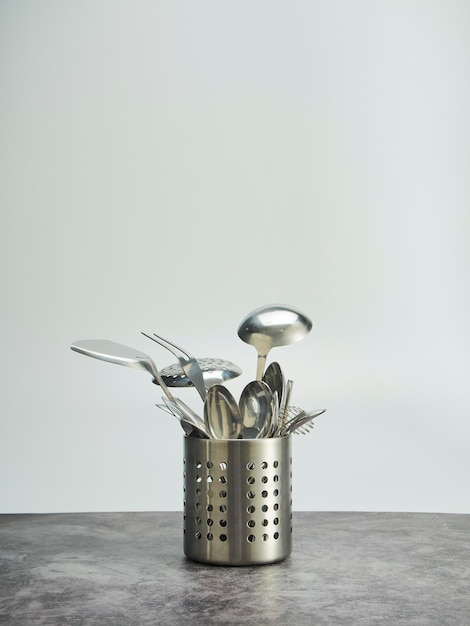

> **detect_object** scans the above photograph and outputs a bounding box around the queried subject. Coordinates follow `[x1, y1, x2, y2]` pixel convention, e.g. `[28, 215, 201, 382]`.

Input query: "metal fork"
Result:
[141, 332, 207, 402]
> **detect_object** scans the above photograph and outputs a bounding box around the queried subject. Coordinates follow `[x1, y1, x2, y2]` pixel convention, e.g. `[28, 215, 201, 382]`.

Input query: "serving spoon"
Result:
[239, 380, 273, 439]
[204, 385, 242, 440]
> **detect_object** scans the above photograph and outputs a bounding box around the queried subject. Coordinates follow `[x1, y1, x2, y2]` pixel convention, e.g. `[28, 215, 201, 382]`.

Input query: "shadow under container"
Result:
[183, 435, 292, 566]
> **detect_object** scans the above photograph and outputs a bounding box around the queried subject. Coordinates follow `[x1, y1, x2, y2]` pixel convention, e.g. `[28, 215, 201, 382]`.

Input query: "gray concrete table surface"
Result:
[0, 512, 469, 625]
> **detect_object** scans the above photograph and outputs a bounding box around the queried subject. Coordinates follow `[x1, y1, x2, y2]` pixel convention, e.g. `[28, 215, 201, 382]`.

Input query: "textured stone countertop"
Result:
[0, 511, 469, 625]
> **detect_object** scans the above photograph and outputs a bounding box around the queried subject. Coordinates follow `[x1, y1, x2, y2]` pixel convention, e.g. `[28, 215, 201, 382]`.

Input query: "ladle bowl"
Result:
[237, 304, 313, 379]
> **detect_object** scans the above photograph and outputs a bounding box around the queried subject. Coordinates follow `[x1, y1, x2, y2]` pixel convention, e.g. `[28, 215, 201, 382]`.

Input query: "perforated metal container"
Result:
[183, 435, 292, 566]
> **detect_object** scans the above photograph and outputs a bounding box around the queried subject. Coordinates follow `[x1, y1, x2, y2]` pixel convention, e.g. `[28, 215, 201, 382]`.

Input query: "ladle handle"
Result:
[256, 354, 267, 380]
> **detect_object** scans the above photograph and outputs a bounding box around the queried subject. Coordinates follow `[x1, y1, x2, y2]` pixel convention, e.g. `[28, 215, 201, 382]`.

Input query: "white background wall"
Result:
[1, 0, 469, 514]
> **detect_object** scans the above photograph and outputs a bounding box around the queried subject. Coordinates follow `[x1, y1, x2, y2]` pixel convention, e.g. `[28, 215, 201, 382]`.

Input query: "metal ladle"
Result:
[237, 304, 313, 380]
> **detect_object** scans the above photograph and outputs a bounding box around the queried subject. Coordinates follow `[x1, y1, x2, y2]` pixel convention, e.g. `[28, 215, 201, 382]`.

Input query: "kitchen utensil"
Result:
[263, 362, 285, 408]
[279, 379, 294, 431]
[154, 358, 242, 389]
[274, 403, 303, 436]
[238, 380, 273, 439]
[279, 409, 326, 436]
[280, 404, 305, 421]
[204, 385, 242, 440]
[166, 396, 209, 433]
[141, 332, 207, 401]
[156, 403, 206, 438]
[158, 398, 209, 439]
[282, 379, 294, 414]
[268, 390, 280, 437]
[70, 339, 175, 402]
[237, 304, 313, 379]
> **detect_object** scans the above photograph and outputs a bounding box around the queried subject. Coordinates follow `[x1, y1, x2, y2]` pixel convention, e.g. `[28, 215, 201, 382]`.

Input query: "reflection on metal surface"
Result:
[183, 436, 292, 565]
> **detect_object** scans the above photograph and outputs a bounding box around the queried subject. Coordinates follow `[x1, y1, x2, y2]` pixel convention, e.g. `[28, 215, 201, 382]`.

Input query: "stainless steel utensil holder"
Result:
[183, 435, 292, 566]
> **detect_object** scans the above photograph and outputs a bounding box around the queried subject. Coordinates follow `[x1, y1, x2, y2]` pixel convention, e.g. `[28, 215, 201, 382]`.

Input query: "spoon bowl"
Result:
[204, 385, 242, 440]
[239, 380, 273, 439]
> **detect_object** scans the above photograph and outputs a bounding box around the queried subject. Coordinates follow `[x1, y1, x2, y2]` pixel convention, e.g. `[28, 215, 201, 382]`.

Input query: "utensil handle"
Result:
[147, 361, 177, 403]
[282, 380, 294, 416]
[142, 332, 207, 401]
[255, 354, 267, 380]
